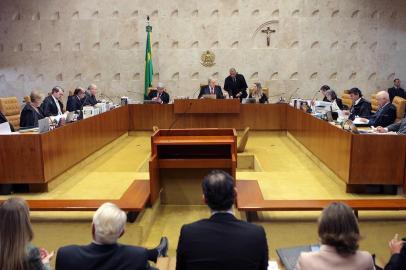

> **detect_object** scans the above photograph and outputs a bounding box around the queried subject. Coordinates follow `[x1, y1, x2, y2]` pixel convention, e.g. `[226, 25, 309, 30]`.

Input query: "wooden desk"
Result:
[0, 106, 128, 189]
[286, 106, 406, 187]
[129, 103, 286, 130]
[149, 128, 237, 204]
[174, 99, 240, 114]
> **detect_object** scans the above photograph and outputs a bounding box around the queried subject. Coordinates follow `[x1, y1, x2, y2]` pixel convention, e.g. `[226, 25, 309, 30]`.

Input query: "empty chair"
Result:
[0, 97, 21, 130]
[392, 96, 406, 122]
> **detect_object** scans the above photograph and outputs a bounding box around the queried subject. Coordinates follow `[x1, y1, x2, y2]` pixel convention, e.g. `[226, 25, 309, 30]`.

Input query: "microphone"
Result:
[287, 88, 300, 102]
[99, 93, 115, 104]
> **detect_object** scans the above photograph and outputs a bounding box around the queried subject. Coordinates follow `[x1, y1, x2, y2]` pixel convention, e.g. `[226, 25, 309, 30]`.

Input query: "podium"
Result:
[149, 128, 237, 204]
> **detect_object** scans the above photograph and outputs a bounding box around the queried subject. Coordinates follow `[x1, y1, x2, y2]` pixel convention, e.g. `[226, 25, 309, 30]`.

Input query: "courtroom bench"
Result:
[0, 180, 150, 223]
[236, 180, 406, 222]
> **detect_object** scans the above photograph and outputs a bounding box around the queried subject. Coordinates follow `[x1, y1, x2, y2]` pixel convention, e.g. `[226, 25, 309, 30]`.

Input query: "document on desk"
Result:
[268, 261, 279, 270]
[0, 122, 11, 134]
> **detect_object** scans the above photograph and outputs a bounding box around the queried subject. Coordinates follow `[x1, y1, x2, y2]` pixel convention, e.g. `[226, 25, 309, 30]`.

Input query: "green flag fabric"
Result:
[144, 25, 153, 100]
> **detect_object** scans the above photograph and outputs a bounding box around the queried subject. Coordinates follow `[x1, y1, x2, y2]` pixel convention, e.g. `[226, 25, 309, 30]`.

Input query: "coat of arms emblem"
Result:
[200, 50, 215, 67]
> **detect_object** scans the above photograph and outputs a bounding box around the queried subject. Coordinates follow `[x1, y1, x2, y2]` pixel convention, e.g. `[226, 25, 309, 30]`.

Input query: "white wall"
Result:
[0, 0, 405, 102]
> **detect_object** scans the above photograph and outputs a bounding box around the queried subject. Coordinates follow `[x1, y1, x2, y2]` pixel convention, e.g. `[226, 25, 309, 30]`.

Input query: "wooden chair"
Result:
[341, 90, 352, 108]
[237, 127, 250, 153]
[23, 95, 31, 104]
[0, 97, 21, 130]
[248, 87, 269, 97]
[392, 96, 406, 122]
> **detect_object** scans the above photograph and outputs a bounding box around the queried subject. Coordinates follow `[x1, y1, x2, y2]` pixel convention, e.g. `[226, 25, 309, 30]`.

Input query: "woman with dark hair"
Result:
[0, 197, 53, 270]
[325, 89, 345, 110]
[320, 85, 331, 102]
[295, 202, 375, 270]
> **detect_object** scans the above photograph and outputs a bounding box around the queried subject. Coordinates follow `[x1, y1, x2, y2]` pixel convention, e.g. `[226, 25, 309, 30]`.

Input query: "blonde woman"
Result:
[20, 91, 45, 128]
[249, 83, 268, 104]
[0, 198, 53, 270]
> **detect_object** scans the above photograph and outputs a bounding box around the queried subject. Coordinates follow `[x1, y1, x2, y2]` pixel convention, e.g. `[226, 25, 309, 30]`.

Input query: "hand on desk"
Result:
[357, 118, 369, 123]
[376, 126, 388, 133]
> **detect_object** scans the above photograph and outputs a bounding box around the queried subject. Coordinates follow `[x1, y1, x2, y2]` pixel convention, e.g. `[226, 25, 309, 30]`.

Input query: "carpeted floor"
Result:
[1, 131, 405, 268]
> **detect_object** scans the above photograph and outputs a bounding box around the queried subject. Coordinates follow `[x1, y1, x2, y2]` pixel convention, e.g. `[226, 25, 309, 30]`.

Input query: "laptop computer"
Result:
[242, 98, 257, 104]
[38, 118, 50, 133]
[276, 244, 320, 270]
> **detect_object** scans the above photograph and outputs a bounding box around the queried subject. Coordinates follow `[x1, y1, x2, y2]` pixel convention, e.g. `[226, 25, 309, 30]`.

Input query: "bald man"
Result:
[83, 84, 101, 106]
[359, 91, 396, 127]
[224, 68, 248, 101]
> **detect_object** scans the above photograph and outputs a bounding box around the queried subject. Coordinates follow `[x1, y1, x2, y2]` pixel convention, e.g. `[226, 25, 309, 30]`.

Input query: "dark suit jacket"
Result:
[0, 111, 15, 132]
[349, 98, 372, 120]
[67, 95, 84, 112]
[384, 245, 406, 270]
[368, 103, 396, 127]
[388, 87, 405, 103]
[198, 86, 224, 99]
[249, 93, 268, 104]
[83, 92, 99, 106]
[147, 90, 170, 104]
[387, 117, 406, 134]
[224, 74, 248, 100]
[20, 104, 44, 128]
[41, 95, 64, 117]
[176, 213, 268, 270]
[333, 98, 344, 110]
[56, 243, 150, 270]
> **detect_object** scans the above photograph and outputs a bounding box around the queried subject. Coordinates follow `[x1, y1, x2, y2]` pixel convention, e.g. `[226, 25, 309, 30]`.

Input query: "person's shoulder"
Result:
[57, 244, 84, 255]
[117, 243, 147, 254]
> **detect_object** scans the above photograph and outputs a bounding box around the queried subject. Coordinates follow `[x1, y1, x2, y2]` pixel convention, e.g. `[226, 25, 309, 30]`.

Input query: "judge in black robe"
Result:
[224, 68, 248, 101]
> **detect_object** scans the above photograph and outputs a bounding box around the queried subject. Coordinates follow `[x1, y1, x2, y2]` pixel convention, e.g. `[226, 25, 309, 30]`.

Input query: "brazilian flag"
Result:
[144, 24, 153, 100]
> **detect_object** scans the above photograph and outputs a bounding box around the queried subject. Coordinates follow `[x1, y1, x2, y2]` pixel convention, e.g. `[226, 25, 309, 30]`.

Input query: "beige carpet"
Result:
[1, 131, 405, 268]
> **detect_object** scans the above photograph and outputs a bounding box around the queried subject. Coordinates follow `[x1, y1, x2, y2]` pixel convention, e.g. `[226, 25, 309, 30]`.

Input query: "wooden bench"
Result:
[0, 180, 150, 222]
[236, 180, 406, 221]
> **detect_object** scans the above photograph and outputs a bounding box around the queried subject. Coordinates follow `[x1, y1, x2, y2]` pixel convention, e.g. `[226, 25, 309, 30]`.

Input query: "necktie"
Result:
[211, 88, 214, 94]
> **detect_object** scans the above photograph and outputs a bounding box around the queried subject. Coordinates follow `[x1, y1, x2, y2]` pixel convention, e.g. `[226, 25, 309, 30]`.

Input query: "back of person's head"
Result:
[202, 170, 235, 211]
[0, 197, 33, 270]
[92, 202, 126, 244]
[318, 202, 360, 256]
[348, 87, 362, 97]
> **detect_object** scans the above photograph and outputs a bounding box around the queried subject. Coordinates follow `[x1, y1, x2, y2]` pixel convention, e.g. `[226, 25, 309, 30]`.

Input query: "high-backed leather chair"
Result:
[392, 96, 406, 122]
[0, 97, 21, 130]
[341, 90, 352, 108]
[370, 93, 379, 113]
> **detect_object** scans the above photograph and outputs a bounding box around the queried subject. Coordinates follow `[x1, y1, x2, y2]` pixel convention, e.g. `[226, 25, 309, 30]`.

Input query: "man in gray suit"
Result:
[376, 116, 406, 134]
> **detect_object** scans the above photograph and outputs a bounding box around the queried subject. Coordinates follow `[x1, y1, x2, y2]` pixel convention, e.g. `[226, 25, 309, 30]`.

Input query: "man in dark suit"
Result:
[358, 91, 396, 127]
[198, 78, 224, 99]
[83, 84, 100, 106]
[176, 170, 269, 270]
[346, 87, 372, 120]
[147, 82, 170, 104]
[224, 68, 248, 101]
[377, 116, 406, 135]
[384, 234, 406, 270]
[67, 87, 86, 112]
[41, 86, 64, 117]
[388, 79, 405, 103]
[56, 202, 168, 270]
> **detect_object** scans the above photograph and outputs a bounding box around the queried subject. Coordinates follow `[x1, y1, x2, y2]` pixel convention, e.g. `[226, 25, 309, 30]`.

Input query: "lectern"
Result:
[149, 128, 237, 204]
